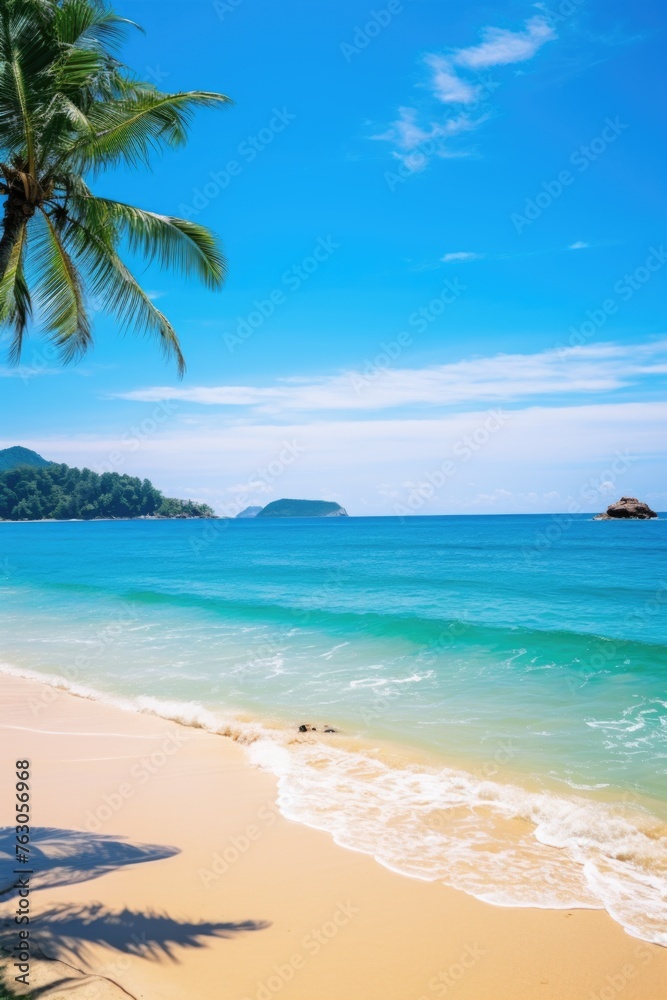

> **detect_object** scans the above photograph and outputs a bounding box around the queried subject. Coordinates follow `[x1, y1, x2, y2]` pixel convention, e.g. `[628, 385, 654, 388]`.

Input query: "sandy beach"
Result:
[0, 673, 664, 1000]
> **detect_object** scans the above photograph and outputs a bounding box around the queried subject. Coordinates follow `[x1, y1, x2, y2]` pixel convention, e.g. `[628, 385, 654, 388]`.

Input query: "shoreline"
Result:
[4, 655, 666, 818]
[1, 513, 665, 523]
[2, 660, 667, 946]
[1, 673, 666, 999]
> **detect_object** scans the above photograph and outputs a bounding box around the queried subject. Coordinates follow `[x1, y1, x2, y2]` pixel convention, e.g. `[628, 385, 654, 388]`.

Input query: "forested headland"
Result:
[0, 464, 216, 521]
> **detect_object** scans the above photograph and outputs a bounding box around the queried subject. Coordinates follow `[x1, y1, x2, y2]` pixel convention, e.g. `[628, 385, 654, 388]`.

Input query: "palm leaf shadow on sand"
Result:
[0, 827, 178, 895]
[0, 828, 270, 991]
[7, 902, 270, 966]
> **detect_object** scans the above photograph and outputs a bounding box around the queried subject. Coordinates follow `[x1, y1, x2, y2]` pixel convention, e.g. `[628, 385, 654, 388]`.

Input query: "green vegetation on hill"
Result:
[0, 446, 51, 472]
[0, 464, 215, 521]
[257, 499, 348, 518]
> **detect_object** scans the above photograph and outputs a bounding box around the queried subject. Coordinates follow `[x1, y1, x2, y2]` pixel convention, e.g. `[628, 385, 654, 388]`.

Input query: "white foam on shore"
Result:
[2, 661, 666, 947]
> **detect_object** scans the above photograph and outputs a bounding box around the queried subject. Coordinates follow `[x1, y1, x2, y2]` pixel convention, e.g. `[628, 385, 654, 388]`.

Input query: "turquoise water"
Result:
[1, 516, 666, 943]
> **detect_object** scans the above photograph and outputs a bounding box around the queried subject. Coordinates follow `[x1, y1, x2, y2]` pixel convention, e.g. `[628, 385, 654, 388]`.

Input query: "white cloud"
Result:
[113, 340, 667, 416]
[372, 108, 484, 167]
[453, 16, 556, 70]
[0, 366, 94, 379]
[373, 107, 438, 152]
[569, 241, 589, 250]
[441, 251, 483, 263]
[598, 480, 617, 494]
[375, 16, 557, 171]
[424, 56, 478, 104]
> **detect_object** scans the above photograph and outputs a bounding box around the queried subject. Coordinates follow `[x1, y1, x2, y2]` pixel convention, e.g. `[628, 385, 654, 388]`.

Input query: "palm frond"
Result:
[31, 208, 90, 362]
[89, 197, 226, 288]
[55, 46, 109, 95]
[0, 221, 31, 362]
[63, 210, 186, 374]
[54, 0, 139, 50]
[8, 52, 36, 174]
[0, 6, 59, 165]
[75, 90, 232, 169]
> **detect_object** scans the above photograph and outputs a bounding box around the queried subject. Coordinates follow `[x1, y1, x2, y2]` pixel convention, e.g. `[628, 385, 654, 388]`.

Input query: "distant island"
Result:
[0, 448, 215, 521]
[238, 499, 348, 518]
[236, 505, 264, 519]
[595, 497, 658, 520]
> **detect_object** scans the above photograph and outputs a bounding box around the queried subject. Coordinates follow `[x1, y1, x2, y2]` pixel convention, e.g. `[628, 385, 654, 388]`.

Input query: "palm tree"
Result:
[0, 0, 230, 374]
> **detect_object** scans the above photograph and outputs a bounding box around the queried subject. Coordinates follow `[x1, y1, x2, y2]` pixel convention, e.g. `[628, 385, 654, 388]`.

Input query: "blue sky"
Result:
[1, 0, 665, 514]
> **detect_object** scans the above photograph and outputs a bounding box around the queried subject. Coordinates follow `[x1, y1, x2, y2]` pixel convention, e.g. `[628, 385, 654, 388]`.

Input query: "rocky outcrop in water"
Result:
[298, 723, 339, 733]
[595, 497, 658, 520]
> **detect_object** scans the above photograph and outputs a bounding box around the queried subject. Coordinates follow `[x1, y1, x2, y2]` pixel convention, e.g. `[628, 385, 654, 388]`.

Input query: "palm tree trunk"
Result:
[0, 193, 30, 283]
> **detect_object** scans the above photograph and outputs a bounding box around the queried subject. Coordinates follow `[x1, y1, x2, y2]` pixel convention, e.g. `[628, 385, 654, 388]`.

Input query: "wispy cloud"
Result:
[441, 251, 484, 263]
[569, 241, 590, 250]
[112, 340, 667, 416]
[425, 55, 479, 105]
[453, 16, 556, 70]
[372, 108, 484, 170]
[0, 365, 92, 379]
[375, 16, 557, 171]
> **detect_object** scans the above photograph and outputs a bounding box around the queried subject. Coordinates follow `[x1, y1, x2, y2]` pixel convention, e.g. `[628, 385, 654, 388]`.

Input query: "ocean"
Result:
[1, 514, 665, 945]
